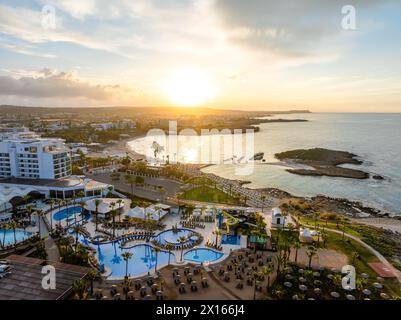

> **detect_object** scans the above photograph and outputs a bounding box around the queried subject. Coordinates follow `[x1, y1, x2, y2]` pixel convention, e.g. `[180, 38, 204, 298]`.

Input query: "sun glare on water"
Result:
[163, 68, 216, 107]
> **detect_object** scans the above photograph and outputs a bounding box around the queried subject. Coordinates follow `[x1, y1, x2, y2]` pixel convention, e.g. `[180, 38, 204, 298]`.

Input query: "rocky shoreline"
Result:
[275, 148, 375, 180]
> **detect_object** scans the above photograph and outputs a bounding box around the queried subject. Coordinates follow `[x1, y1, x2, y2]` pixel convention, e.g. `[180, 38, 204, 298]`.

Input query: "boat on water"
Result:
[250, 152, 264, 160]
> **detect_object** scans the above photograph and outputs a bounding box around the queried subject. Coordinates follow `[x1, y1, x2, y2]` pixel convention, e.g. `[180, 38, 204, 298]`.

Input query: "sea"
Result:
[128, 113, 401, 215]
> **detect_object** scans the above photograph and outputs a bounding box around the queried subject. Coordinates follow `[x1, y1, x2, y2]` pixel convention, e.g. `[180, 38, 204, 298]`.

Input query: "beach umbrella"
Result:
[373, 282, 383, 290]
[327, 274, 334, 280]
[360, 273, 369, 279]
[314, 280, 322, 286]
[299, 277, 307, 283]
[346, 294, 355, 301]
[299, 285, 307, 292]
[376, 276, 384, 283]
[285, 274, 294, 280]
[284, 282, 293, 288]
[314, 288, 321, 295]
[298, 269, 305, 275]
[330, 292, 340, 299]
[363, 289, 371, 296]
[380, 293, 390, 300]
[313, 272, 320, 278]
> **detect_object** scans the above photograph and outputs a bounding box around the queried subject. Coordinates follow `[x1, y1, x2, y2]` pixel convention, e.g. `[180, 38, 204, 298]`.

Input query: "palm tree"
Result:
[36, 209, 44, 237]
[121, 251, 133, 278]
[351, 251, 359, 265]
[213, 228, 221, 247]
[72, 224, 85, 251]
[72, 279, 87, 300]
[178, 236, 187, 261]
[94, 198, 101, 231]
[293, 240, 301, 263]
[78, 201, 86, 220]
[48, 199, 55, 231]
[1, 223, 9, 248]
[110, 210, 118, 238]
[86, 269, 97, 296]
[23, 194, 30, 203]
[76, 190, 85, 203]
[165, 243, 174, 265]
[262, 266, 273, 291]
[116, 199, 123, 222]
[154, 246, 161, 273]
[260, 195, 266, 212]
[26, 204, 33, 225]
[306, 245, 317, 269]
[56, 199, 63, 228]
[124, 174, 136, 195]
[8, 221, 18, 246]
[250, 271, 261, 300]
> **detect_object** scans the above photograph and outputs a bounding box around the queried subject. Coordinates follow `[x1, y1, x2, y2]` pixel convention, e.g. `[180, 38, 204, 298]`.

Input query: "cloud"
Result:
[0, 68, 127, 100]
[213, 0, 388, 58]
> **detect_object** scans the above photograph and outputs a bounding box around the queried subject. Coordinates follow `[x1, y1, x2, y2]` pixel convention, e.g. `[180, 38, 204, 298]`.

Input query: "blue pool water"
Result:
[53, 207, 82, 221]
[222, 234, 241, 245]
[0, 229, 32, 246]
[90, 241, 175, 277]
[156, 228, 194, 245]
[184, 248, 224, 263]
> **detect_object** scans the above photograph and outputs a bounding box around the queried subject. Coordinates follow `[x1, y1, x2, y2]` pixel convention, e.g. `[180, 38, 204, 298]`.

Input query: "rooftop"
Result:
[0, 255, 90, 300]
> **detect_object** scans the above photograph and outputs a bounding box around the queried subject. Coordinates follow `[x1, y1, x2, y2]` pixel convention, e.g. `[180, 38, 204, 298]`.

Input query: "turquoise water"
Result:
[0, 229, 32, 246]
[184, 248, 224, 263]
[222, 234, 241, 245]
[54, 207, 82, 221]
[129, 113, 401, 214]
[156, 228, 194, 245]
[88, 241, 175, 277]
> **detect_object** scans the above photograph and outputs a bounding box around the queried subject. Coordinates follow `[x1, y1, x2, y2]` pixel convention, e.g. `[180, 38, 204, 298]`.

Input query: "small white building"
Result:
[299, 227, 314, 243]
[271, 207, 284, 228]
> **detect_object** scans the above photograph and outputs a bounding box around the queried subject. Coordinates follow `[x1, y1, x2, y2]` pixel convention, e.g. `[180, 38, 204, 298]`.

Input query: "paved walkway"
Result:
[302, 222, 401, 283]
[38, 214, 60, 262]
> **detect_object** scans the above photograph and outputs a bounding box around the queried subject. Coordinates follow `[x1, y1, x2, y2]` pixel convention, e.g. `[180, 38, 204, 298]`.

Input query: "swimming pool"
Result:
[53, 207, 82, 221]
[0, 229, 32, 246]
[222, 234, 241, 245]
[156, 228, 194, 245]
[89, 241, 175, 278]
[184, 248, 224, 263]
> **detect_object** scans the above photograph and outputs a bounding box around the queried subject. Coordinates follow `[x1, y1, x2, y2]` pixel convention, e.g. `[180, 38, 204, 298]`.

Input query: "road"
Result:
[87, 172, 183, 202]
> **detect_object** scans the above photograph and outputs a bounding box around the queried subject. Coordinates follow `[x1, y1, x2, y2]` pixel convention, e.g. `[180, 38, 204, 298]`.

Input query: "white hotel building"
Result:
[0, 127, 72, 179]
[0, 128, 112, 212]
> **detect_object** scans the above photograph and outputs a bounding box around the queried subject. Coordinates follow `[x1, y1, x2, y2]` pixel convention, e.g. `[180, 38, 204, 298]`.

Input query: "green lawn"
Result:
[177, 186, 242, 205]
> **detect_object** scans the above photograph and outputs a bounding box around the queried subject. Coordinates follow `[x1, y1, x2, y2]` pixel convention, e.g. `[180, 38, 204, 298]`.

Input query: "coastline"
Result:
[115, 131, 400, 224]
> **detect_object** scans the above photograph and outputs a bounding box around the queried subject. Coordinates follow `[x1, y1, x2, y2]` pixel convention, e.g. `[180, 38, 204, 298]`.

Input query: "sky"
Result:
[0, 0, 401, 112]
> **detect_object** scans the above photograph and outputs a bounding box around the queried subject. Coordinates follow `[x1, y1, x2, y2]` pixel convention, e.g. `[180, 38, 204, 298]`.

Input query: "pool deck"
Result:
[46, 203, 248, 280]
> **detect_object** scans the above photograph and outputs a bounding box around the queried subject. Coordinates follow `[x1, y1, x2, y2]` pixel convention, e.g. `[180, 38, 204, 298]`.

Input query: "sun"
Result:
[163, 68, 216, 106]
